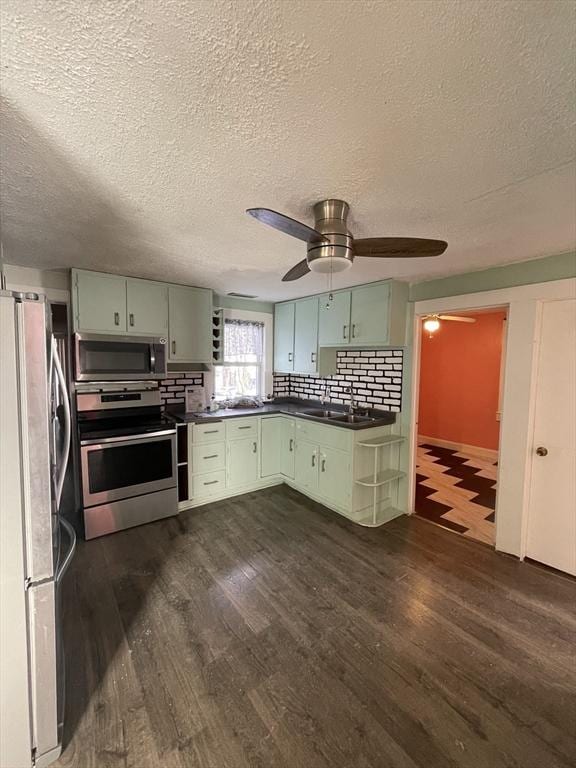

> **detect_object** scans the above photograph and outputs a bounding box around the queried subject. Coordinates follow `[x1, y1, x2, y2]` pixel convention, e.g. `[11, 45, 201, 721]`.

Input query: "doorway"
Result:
[414, 308, 507, 546]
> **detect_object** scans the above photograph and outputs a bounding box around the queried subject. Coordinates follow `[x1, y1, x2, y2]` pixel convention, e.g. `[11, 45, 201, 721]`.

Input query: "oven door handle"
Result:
[81, 429, 176, 447]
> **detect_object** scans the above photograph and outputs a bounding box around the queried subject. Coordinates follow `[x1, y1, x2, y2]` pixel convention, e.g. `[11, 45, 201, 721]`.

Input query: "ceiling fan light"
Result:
[423, 317, 440, 334]
[308, 255, 351, 274]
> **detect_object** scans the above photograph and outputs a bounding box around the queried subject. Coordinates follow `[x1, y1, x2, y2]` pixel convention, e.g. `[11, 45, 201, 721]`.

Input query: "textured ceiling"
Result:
[1, 0, 575, 301]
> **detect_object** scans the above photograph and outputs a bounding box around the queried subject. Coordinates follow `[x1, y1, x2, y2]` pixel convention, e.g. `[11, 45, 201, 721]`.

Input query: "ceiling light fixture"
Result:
[423, 316, 441, 335]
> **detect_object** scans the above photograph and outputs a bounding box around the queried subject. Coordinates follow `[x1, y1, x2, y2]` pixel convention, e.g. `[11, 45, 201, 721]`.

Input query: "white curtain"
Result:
[223, 319, 264, 363]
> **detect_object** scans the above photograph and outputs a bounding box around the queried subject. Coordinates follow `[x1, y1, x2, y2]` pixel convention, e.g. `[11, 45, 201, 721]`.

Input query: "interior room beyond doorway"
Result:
[415, 308, 507, 546]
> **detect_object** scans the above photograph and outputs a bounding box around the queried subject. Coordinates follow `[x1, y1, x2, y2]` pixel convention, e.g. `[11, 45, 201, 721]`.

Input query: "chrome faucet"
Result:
[347, 385, 356, 414]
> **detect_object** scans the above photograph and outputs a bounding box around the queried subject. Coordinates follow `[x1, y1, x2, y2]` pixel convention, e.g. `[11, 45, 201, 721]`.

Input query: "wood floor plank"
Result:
[56, 486, 576, 768]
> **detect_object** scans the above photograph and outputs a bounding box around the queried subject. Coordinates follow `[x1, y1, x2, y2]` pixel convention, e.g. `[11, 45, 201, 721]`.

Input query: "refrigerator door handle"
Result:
[51, 337, 71, 508]
[56, 517, 76, 584]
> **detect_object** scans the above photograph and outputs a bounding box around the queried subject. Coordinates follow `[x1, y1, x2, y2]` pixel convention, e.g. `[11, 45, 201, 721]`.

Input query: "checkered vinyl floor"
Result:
[415, 443, 497, 545]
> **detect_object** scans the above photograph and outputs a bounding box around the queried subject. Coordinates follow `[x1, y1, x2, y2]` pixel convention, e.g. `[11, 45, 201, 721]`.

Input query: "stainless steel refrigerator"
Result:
[0, 291, 75, 768]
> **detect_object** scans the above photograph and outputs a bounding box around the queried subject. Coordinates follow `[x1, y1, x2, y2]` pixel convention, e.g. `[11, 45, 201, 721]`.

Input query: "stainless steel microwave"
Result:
[74, 333, 167, 381]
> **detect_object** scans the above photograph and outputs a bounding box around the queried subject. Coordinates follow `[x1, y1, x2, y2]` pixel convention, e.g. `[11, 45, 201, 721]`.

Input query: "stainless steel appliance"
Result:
[74, 332, 167, 382]
[77, 384, 177, 539]
[0, 291, 74, 768]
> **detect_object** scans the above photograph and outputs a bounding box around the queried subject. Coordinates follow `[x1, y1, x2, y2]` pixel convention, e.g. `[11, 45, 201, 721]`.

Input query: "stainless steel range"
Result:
[77, 383, 177, 539]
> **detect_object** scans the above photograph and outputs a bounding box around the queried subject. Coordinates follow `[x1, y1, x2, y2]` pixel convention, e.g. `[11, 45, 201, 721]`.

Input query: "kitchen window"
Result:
[214, 318, 265, 400]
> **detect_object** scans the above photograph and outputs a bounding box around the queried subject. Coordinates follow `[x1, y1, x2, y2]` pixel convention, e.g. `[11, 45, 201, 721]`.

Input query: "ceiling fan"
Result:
[422, 314, 476, 334]
[246, 199, 448, 282]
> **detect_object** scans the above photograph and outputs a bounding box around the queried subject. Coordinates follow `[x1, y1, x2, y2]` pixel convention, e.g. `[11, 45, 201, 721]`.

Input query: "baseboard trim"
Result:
[418, 435, 498, 462]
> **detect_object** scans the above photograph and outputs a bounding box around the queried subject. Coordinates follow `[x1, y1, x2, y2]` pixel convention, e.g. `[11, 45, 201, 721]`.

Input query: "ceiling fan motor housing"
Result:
[307, 199, 354, 273]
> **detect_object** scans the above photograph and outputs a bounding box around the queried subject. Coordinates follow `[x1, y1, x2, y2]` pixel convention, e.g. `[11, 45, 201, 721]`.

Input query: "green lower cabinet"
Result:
[294, 440, 319, 492]
[280, 418, 295, 479]
[318, 446, 352, 510]
[227, 437, 259, 488]
[260, 417, 283, 478]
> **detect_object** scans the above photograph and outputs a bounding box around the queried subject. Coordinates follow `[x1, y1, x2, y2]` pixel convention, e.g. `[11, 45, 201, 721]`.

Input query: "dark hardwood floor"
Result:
[56, 485, 576, 768]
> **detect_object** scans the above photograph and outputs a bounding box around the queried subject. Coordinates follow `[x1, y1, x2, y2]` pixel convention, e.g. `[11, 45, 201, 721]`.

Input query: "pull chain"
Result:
[325, 257, 334, 309]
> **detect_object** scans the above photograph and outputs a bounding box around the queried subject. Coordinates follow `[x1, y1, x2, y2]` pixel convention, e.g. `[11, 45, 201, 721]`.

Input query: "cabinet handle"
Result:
[321, 457, 326, 473]
[204, 430, 219, 434]
[252, 441, 257, 453]
[288, 352, 293, 363]
[311, 351, 316, 363]
[289, 438, 294, 452]
[238, 425, 251, 430]
[129, 313, 135, 327]
[351, 324, 356, 338]
[203, 480, 218, 486]
[172, 340, 176, 354]
[203, 454, 218, 460]
[343, 324, 348, 339]
[311, 452, 316, 467]
[114, 311, 120, 326]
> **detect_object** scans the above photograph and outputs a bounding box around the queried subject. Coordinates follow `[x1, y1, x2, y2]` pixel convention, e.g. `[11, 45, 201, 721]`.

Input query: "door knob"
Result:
[536, 446, 548, 457]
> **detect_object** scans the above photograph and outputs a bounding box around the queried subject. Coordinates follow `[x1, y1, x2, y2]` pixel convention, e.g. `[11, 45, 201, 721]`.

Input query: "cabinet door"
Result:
[318, 446, 351, 510]
[350, 283, 390, 346]
[260, 417, 282, 478]
[294, 440, 318, 492]
[318, 291, 351, 346]
[127, 279, 169, 336]
[168, 286, 212, 362]
[280, 419, 295, 479]
[294, 297, 319, 373]
[227, 437, 259, 488]
[274, 302, 295, 372]
[74, 270, 127, 333]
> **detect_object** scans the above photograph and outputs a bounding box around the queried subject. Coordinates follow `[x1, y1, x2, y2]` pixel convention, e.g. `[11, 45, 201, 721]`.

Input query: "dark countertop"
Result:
[165, 398, 396, 430]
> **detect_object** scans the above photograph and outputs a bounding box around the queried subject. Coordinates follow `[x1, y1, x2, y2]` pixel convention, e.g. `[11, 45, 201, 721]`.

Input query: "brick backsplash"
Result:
[273, 350, 403, 412]
[159, 372, 204, 406]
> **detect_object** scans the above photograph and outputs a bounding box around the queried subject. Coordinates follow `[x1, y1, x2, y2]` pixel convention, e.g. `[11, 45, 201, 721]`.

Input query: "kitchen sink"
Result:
[329, 413, 374, 424]
[298, 408, 343, 419]
[297, 408, 375, 424]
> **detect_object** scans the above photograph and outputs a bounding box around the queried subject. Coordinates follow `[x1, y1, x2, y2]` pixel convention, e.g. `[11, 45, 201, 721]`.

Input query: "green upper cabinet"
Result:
[293, 297, 319, 374]
[349, 282, 390, 345]
[317, 280, 408, 347]
[168, 285, 212, 363]
[274, 301, 295, 373]
[318, 290, 351, 345]
[126, 279, 169, 336]
[73, 269, 127, 333]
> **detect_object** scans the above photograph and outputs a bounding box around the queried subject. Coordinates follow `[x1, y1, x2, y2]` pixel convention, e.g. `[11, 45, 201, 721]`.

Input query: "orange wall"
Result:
[418, 310, 506, 451]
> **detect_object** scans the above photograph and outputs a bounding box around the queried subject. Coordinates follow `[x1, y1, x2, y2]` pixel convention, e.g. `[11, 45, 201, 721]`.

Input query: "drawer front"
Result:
[192, 470, 226, 499]
[192, 442, 225, 474]
[225, 417, 258, 440]
[193, 422, 225, 444]
[294, 418, 352, 452]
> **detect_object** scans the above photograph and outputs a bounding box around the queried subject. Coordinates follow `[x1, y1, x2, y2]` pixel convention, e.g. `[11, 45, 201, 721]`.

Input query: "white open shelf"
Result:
[356, 434, 406, 449]
[354, 431, 405, 526]
[356, 468, 405, 487]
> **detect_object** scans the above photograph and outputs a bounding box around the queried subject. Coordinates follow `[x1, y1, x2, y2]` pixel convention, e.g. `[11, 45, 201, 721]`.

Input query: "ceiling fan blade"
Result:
[354, 237, 448, 258]
[282, 259, 311, 282]
[438, 315, 476, 323]
[247, 208, 327, 245]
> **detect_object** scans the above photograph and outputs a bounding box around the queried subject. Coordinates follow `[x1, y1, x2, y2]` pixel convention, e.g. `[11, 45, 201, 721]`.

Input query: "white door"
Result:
[526, 299, 576, 575]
